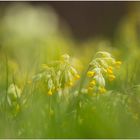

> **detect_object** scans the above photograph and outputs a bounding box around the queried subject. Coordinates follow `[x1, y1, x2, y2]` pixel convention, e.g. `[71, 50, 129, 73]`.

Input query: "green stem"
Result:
[5, 55, 8, 109]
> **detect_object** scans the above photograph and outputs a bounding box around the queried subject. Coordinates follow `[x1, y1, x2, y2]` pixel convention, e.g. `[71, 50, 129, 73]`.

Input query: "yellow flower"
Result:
[89, 80, 96, 87]
[98, 87, 106, 93]
[114, 61, 122, 68]
[75, 74, 80, 79]
[48, 89, 52, 96]
[107, 67, 113, 74]
[88, 86, 94, 91]
[108, 74, 115, 81]
[68, 81, 73, 87]
[87, 71, 95, 77]
[108, 66, 113, 70]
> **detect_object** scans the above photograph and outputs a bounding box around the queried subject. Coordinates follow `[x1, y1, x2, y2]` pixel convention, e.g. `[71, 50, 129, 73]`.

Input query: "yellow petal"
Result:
[88, 86, 94, 91]
[107, 68, 113, 74]
[48, 89, 52, 96]
[98, 87, 106, 93]
[114, 61, 122, 68]
[75, 74, 80, 79]
[89, 80, 96, 87]
[108, 74, 115, 81]
[87, 71, 95, 77]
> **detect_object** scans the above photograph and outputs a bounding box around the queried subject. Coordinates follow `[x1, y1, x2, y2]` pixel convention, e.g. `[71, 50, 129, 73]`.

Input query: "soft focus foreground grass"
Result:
[0, 3, 140, 138]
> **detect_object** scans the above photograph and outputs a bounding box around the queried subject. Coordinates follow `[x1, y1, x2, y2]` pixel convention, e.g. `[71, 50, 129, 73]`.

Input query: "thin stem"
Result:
[5, 54, 8, 112]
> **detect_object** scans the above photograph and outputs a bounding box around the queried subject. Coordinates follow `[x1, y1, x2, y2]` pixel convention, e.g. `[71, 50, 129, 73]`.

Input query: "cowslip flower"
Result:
[106, 66, 113, 74]
[98, 86, 106, 94]
[87, 51, 121, 94]
[87, 71, 95, 77]
[32, 54, 80, 96]
[32, 65, 56, 96]
[108, 74, 116, 81]
[114, 61, 122, 68]
[57, 54, 80, 88]
[75, 74, 80, 79]
[89, 80, 96, 87]
[48, 89, 53, 96]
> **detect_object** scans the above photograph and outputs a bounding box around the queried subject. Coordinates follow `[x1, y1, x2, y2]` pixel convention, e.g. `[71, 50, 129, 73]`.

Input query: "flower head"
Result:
[114, 61, 122, 68]
[58, 54, 80, 89]
[108, 74, 116, 81]
[75, 74, 80, 79]
[89, 80, 96, 87]
[32, 54, 80, 96]
[86, 51, 121, 95]
[106, 66, 113, 74]
[48, 89, 53, 96]
[87, 71, 95, 77]
[98, 86, 106, 93]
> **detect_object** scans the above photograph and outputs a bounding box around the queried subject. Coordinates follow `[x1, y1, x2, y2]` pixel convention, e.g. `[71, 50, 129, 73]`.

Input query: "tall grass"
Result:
[0, 3, 140, 138]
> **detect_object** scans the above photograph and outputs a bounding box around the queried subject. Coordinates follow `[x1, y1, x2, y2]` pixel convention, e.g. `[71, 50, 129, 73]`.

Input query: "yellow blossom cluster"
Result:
[32, 54, 80, 96]
[87, 51, 122, 94]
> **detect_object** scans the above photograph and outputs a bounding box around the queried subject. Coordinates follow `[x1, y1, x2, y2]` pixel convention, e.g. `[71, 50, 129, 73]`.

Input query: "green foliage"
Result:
[0, 3, 140, 138]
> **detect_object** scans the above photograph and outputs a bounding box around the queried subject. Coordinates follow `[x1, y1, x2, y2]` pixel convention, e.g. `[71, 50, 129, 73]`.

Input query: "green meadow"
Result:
[0, 3, 140, 138]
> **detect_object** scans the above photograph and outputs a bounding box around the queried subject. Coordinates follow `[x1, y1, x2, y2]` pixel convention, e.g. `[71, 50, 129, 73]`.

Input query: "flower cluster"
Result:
[32, 54, 80, 96]
[87, 51, 122, 94]
[58, 54, 80, 88]
[32, 65, 56, 96]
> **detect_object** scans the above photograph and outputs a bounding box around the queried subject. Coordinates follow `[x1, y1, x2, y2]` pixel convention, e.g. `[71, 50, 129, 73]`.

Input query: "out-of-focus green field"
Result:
[0, 3, 140, 138]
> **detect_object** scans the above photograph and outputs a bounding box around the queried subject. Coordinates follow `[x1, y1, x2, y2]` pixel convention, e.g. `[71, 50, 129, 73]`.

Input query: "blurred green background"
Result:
[0, 1, 140, 138]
